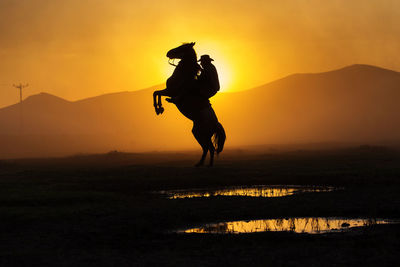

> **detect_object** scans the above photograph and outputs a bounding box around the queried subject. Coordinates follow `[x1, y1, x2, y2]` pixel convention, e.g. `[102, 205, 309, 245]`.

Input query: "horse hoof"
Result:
[195, 162, 204, 167]
[155, 107, 164, 115]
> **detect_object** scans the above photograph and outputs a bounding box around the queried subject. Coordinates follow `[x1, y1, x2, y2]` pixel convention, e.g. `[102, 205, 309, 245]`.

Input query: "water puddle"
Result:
[179, 217, 397, 234]
[159, 185, 335, 199]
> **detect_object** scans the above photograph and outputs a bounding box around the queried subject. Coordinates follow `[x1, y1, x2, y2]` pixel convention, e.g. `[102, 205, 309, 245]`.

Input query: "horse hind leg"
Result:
[208, 139, 215, 167]
[197, 139, 215, 167]
[195, 145, 208, 167]
[196, 137, 215, 167]
[192, 127, 208, 167]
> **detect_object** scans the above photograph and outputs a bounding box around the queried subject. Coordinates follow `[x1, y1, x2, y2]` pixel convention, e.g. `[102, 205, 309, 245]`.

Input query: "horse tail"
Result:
[212, 122, 226, 154]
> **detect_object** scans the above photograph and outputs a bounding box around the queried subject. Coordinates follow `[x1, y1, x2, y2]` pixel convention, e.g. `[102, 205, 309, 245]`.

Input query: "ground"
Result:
[0, 146, 399, 266]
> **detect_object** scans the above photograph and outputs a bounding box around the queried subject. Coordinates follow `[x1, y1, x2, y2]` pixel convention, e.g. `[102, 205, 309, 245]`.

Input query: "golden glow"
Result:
[161, 186, 335, 199]
[182, 218, 393, 234]
[194, 41, 235, 92]
[209, 55, 233, 92]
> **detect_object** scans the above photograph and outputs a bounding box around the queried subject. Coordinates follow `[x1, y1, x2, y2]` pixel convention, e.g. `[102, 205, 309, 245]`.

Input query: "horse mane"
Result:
[182, 43, 198, 64]
[177, 44, 200, 76]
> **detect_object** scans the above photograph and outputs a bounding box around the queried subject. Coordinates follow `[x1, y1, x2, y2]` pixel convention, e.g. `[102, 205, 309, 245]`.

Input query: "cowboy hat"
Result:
[198, 54, 214, 62]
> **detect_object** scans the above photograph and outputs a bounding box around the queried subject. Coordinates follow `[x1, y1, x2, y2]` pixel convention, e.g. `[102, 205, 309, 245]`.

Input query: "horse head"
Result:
[167, 42, 197, 62]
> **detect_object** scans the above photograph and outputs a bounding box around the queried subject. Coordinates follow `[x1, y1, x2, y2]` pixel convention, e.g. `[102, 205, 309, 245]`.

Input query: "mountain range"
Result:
[1, 64, 399, 158]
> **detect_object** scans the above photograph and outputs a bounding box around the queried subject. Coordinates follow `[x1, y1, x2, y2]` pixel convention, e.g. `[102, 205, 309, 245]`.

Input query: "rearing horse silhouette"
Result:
[153, 42, 226, 166]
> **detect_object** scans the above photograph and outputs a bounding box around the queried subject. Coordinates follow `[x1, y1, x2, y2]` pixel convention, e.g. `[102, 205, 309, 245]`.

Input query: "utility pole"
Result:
[13, 83, 29, 134]
[13, 83, 28, 104]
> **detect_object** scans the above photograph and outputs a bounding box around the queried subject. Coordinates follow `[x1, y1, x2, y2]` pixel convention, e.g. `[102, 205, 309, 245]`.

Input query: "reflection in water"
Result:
[160, 185, 335, 199]
[180, 218, 395, 234]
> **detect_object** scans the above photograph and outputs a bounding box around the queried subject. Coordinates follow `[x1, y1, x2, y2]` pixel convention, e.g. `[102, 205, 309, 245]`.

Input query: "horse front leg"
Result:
[153, 91, 159, 114]
[153, 90, 165, 115]
[157, 94, 164, 114]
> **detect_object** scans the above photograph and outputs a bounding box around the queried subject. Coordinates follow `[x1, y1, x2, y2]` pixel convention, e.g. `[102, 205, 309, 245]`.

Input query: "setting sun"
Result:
[209, 56, 233, 92]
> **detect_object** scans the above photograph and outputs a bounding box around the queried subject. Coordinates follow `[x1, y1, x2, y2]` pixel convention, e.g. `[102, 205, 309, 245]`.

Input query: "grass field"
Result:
[1, 146, 399, 266]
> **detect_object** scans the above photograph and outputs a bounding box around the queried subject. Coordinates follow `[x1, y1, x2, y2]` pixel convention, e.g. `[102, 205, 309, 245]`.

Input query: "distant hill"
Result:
[212, 64, 400, 146]
[1, 64, 400, 158]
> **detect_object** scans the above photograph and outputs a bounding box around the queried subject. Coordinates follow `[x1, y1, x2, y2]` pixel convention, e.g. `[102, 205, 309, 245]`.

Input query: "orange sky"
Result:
[1, 0, 400, 107]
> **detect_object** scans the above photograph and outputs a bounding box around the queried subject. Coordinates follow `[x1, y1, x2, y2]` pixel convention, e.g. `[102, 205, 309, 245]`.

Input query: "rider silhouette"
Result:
[198, 55, 220, 98]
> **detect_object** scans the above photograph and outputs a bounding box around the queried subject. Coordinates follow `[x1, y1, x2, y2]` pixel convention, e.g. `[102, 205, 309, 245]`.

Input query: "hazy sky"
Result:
[1, 0, 400, 107]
